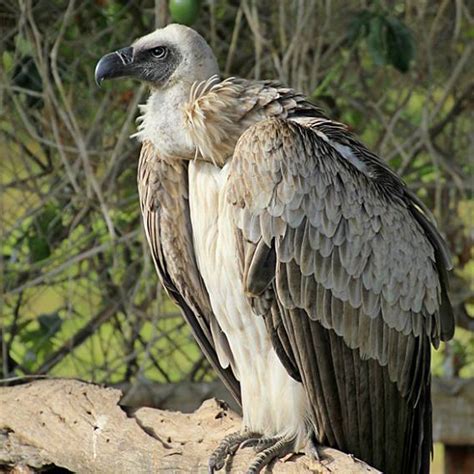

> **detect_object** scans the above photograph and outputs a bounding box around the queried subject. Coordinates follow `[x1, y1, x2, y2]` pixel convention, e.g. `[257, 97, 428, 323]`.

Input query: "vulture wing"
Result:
[226, 117, 453, 473]
[138, 140, 241, 404]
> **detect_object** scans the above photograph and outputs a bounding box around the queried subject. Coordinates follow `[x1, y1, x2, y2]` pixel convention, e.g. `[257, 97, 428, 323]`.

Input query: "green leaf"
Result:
[348, 10, 374, 42]
[2, 51, 13, 73]
[65, 23, 80, 41]
[15, 35, 33, 56]
[385, 17, 415, 72]
[350, 9, 415, 72]
[22, 349, 37, 370]
[311, 65, 341, 97]
[19, 313, 62, 345]
[343, 109, 364, 130]
[28, 236, 51, 262]
[367, 15, 388, 66]
[36, 204, 63, 239]
[27, 205, 64, 262]
[104, 2, 123, 22]
[465, 26, 474, 40]
[38, 313, 62, 336]
[13, 56, 42, 93]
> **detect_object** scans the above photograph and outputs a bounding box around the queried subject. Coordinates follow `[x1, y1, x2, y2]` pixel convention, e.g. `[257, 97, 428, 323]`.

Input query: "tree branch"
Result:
[0, 379, 379, 473]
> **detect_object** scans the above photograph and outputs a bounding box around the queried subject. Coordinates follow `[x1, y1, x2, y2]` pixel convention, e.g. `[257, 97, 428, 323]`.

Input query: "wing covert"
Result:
[227, 117, 452, 397]
[226, 117, 452, 471]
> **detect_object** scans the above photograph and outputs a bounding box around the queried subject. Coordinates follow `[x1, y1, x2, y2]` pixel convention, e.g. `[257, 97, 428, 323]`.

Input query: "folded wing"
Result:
[138, 140, 240, 404]
[226, 117, 453, 473]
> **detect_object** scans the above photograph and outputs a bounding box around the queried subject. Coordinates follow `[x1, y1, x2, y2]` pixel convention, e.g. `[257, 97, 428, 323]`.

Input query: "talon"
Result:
[246, 436, 295, 474]
[208, 430, 261, 472]
[240, 437, 264, 450]
[208, 457, 224, 473]
[253, 435, 283, 453]
[209, 431, 298, 473]
[305, 435, 322, 462]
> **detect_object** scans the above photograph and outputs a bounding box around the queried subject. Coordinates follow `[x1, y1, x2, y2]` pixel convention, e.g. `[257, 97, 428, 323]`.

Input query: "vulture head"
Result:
[95, 24, 219, 88]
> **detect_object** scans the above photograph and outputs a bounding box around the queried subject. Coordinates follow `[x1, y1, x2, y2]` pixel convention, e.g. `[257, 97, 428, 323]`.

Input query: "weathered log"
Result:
[116, 377, 474, 446]
[0, 379, 378, 473]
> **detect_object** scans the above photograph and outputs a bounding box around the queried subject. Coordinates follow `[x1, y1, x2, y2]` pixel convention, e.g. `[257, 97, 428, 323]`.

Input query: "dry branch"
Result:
[0, 379, 379, 473]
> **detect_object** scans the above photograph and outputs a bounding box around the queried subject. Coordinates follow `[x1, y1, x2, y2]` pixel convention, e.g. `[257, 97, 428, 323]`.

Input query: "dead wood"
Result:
[0, 379, 379, 473]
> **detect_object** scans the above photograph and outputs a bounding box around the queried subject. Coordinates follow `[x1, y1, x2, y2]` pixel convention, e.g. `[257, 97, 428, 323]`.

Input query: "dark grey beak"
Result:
[95, 47, 134, 86]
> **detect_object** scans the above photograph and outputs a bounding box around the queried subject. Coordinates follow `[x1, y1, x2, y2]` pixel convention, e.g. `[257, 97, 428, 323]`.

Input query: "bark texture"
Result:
[0, 379, 379, 473]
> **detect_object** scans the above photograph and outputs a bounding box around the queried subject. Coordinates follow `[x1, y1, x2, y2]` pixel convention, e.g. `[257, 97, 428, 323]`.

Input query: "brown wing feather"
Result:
[138, 141, 240, 404]
[226, 118, 453, 473]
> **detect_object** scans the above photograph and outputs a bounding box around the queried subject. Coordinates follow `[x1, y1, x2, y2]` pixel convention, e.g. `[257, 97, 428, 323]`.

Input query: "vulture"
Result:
[95, 24, 454, 474]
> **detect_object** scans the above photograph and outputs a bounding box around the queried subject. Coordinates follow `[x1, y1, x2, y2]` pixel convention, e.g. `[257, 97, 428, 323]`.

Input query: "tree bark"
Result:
[0, 379, 378, 473]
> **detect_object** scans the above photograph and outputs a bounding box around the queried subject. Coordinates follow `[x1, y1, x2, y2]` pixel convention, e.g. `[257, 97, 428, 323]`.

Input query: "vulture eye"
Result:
[150, 46, 168, 59]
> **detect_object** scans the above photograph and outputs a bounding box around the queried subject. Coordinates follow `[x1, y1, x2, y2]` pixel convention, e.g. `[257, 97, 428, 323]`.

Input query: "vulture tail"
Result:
[284, 311, 432, 474]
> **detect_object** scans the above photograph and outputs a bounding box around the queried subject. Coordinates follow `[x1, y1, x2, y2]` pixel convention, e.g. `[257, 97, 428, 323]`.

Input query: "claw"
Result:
[208, 430, 261, 472]
[239, 437, 265, 450]
[253, 435, 283, 453]
[209, 431, 300, 473]
[246, 437, 295, 474]
[305, 435, 321, 462]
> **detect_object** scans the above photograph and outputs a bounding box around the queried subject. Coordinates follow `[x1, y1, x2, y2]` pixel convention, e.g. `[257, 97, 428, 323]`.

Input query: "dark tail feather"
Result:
[286, 315, 432, 474]
[402, 336, 432, 474]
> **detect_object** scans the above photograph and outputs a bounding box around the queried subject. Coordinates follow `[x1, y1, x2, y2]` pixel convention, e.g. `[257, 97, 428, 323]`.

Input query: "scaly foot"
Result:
[209, 432, 298, 474]
[208, 430, 261, 473]
[246, 436, 295, 474]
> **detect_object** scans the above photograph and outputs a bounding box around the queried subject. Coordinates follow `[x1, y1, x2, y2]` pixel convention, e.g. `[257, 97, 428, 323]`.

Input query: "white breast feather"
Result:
[188, 160, 310, 448]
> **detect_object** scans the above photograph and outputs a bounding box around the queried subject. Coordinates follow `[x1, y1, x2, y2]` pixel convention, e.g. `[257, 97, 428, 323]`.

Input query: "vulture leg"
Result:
[305, 434, 322, 461]
[208, 430, 261, 472]
[243, 435, 285, 452]
[246, 436, 296, 474]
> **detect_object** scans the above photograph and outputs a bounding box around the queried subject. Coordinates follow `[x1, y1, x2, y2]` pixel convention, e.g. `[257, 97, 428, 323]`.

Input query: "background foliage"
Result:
[0, 0, 473, 410]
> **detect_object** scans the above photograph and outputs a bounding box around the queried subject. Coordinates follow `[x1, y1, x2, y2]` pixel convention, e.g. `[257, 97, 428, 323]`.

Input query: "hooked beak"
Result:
[95, 46, 134, 87]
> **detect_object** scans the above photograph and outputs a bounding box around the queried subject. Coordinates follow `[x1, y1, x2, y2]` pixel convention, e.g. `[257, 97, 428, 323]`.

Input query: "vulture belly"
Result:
[188, 160, 309, 444]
